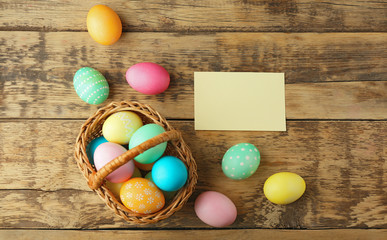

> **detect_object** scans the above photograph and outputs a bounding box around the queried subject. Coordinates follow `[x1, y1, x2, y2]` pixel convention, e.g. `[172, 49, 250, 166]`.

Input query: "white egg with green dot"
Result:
[73, 67, 109, 105]
[222, 143, 260, 180]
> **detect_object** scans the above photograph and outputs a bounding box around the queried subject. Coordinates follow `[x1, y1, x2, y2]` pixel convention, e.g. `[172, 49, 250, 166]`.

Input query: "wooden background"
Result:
[0, 0, 386, 239]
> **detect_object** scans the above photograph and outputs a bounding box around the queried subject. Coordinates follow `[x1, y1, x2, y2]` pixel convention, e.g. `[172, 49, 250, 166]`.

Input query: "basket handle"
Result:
[88, 130, 181, 190]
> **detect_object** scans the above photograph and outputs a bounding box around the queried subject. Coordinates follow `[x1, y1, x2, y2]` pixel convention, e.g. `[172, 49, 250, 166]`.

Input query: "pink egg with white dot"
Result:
[94, 142, 135, 183]
[126, 62, 170, 95]
[194, 191, 237, 227]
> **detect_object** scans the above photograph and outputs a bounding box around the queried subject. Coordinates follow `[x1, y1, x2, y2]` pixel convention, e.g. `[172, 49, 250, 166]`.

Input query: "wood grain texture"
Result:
[0, 0, 386, 32]
[0, 229, 386, 240]
[0, 120, 385, 228]
[1, 0, 386, 234]
[1, 31, 386, 119]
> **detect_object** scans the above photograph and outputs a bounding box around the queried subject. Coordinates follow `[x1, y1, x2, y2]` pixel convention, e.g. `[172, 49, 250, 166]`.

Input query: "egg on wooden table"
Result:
[126, 62, 170, 95]
[222, 143, 260, 180]
[194, 191, 237, 227]
[263, 172, 306, 205]
[73, 67, 109, 105]
[120, 178, 165, 214]
[87, 5, 122, 45]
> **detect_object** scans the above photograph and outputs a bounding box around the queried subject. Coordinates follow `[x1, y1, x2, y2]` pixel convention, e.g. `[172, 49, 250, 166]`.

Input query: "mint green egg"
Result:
[222, 143, 260, 180]
[73, 67, 109, 105]
[128, 124, 167, 164]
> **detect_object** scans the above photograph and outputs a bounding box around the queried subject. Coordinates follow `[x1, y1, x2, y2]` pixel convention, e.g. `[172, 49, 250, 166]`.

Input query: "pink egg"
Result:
[194, 191, 237, 227]
[126, 62, 170, 95]
[94, 142, 134, 183]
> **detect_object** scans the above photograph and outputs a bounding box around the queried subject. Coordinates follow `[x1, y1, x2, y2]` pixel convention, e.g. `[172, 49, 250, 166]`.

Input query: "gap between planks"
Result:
[0, 121, 385, 228]
[1, 0, 386, 32]
[0, 229, 385, 240]
[1, 28, 387, 33]
[1, 32, 385, 119]
[0, 119, 386, 122]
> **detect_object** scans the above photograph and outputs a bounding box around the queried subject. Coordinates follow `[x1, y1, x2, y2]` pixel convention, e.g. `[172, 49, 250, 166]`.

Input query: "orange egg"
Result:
[120, 178, 165, 214]
[134, 160, 155, 171]
[87, 5, 122, 45]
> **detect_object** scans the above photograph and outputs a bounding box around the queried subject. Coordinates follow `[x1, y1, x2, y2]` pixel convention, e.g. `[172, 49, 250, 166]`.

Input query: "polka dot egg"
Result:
[73, 67, 109, 105]
[120, 178, 165, 214]
[222, 143, 260, 180]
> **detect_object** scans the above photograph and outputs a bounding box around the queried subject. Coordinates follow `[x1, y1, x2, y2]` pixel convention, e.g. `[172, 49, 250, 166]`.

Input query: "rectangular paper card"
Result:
[194, 72, 286, 131]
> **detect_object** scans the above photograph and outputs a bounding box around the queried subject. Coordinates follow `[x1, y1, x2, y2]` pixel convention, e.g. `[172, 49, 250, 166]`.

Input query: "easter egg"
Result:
[134, 160, 155, 171]
[120, 178, 165, 214]
[86, 136, 108, 165]
[131, 167, 142, 178]
[145, 172, 176, 202]
[152, 156, 187, 192]
[129, 124, 167, 164]
[94, 142, 135, 183]
[126, 62, 170, 95]
[102, 111, 143, 145]
[105, 181, 124, 199]
[106, 167, 141, 199]
[87, 5, 122, 45]
[73, 67, 109, 105]
[264, 172, 306, 205]
[194, 191, 237, 227]
[222, 143, 260, 180]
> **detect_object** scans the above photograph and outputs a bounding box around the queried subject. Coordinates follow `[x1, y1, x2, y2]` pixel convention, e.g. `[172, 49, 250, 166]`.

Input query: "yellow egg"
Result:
[131, 167, 142, 178]
[87, 5, 122, 45]
[263, 172, 306, 205]
[106, 167, 142, 199]
[106, 181, 123, 199]
[102, 111, 143, 145]
[120, 178, 165, 214]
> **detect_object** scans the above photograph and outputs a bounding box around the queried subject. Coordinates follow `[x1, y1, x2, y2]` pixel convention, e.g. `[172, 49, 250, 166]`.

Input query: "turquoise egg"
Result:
[73, 67, 109, 105]
[128, 124, 167, 164]
[145, 172, 176, 202]
[222, 143, 260, 180]
[152, 156, 187, 192]
[86, 136, 108, 165]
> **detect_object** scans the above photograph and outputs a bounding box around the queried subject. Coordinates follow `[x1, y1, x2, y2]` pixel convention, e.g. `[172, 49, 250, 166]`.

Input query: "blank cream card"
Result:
[194, 72, 286, 131]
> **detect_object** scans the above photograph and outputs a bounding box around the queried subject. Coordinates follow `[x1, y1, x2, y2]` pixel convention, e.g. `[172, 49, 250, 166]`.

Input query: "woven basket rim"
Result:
[74, 101, 198, 224]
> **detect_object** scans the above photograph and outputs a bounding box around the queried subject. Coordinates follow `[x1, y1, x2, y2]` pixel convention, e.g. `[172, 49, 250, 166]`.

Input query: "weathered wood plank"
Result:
[0, 120, 385, 228]
[0, 0, 386, 32]
[0, 229, 386, 240]
[1, 32, 386, 119]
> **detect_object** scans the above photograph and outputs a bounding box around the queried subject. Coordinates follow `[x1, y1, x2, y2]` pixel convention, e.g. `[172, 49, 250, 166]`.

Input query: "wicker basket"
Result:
[74, 101, 198, 224]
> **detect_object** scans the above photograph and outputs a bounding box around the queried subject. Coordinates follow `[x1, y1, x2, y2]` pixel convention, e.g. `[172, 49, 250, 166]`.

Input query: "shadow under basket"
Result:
[74, 101, 198, 224]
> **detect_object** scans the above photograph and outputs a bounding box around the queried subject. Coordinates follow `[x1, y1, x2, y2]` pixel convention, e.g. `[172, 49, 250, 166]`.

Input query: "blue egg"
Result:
[152, 156, 188, 192]
[86, 136, 108, 165]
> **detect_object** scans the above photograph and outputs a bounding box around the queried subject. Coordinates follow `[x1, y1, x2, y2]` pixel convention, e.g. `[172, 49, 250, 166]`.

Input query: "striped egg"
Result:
[73, 67, 109, 105]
